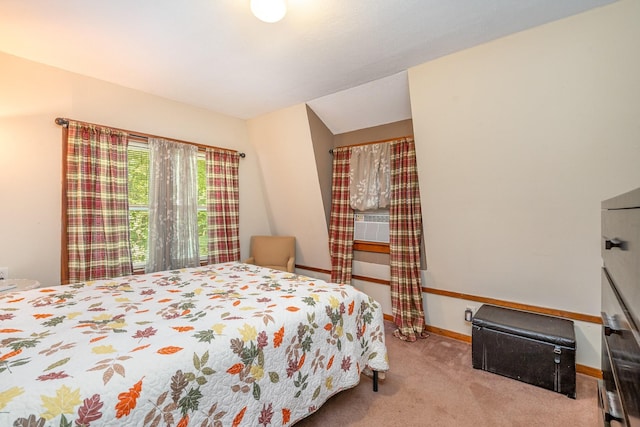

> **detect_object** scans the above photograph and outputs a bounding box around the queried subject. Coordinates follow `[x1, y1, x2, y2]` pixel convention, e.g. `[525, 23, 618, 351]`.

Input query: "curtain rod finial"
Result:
[55, 117, 69, 127]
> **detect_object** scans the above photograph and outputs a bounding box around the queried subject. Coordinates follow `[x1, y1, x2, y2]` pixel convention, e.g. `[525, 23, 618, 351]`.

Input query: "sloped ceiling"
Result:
[0, 0, 616, 133]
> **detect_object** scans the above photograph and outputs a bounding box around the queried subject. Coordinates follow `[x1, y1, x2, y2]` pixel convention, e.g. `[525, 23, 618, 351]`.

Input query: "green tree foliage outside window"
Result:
[197, 157, 208, 258]
[127, 145, 208, 267]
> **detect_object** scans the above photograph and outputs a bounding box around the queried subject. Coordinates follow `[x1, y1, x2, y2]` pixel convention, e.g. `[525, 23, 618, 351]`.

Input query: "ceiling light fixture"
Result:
[250, 0, 287, 23]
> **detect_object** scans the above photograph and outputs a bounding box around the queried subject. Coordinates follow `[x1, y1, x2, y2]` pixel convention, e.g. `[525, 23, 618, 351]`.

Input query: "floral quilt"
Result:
[0, 262, 388, 426]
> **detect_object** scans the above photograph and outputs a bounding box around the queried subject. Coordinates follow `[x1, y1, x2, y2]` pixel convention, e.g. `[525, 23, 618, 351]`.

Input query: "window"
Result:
[127, 142, 208, 268]
[61, 119, 241, 283]
[349, 143, 391, 253]
[127, 143, 149, 265]
[196, 154, 208, 260]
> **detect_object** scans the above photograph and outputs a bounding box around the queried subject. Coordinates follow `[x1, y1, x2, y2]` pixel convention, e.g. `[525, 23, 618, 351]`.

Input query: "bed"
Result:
[0, 262, 388, 426]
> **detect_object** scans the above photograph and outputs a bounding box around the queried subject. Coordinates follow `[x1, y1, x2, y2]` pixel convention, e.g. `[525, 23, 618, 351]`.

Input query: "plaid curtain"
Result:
[389, 138, 427, 342]
[328, 147, 354, 284]
[206, 148, 240, 264]
[65, 121, 133, 283]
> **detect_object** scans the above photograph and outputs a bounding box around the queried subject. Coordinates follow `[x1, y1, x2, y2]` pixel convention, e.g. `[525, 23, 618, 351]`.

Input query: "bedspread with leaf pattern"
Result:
[0, 263, 388, 426]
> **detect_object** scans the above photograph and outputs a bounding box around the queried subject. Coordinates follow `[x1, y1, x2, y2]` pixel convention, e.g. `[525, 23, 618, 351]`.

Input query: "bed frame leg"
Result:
[373, 370, 378, 392]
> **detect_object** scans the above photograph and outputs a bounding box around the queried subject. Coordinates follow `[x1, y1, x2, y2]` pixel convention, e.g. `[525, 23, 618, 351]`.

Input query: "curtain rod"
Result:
[328, 134, 413, 154]
[55, 117, 246, 158]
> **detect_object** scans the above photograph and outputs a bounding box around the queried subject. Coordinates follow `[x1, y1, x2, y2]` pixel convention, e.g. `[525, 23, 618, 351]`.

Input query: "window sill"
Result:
[131, 259, 209, 275]
[353, 240, 389, 254]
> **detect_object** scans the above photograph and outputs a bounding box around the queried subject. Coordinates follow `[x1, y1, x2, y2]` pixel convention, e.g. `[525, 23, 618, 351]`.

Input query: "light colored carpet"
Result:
[295, 321, 598, 426]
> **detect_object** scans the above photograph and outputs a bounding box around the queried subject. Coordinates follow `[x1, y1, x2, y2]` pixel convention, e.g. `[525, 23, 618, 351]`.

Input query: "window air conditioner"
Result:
[354, 212, 389, 243]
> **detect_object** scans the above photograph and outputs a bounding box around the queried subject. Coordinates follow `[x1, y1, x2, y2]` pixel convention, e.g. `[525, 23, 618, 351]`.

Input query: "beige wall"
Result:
[306, 105, 334, 229]
[333, 119, 414, 147]
[409, 0, 640, 369]
[247, 104, 331, 269]
[0, 52, 269, 286]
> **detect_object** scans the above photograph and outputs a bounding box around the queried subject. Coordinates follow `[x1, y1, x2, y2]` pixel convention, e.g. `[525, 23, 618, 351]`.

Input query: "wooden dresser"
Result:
[599, 187, 640, 426]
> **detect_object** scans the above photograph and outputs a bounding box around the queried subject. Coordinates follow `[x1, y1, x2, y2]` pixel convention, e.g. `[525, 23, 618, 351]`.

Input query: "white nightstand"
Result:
[0, 279, 40, 293]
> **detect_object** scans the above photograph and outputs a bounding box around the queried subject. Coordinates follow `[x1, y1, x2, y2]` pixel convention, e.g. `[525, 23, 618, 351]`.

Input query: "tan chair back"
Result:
[247, 235, 296, 272]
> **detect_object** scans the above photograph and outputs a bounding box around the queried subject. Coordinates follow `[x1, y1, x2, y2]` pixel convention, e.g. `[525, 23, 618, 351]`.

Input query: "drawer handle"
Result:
[599, 380, 624, 422]
[604, 238, 624, 250]
[601, 312, 621, 336]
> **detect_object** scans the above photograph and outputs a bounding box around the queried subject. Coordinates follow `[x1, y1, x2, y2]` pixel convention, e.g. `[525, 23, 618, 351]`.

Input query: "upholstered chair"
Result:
[244, 235, 296, 273]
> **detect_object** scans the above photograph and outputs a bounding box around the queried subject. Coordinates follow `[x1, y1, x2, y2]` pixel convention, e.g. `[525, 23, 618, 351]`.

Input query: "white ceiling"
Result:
[0, 0, 615, 134]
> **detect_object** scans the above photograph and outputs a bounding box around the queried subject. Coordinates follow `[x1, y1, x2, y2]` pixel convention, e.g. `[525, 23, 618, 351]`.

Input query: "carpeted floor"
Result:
[295, 321, 599, 426]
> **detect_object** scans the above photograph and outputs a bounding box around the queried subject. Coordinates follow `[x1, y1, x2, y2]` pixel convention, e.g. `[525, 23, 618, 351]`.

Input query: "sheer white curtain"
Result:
[349, 143, 391, 211]
[146, 138, 200, 273]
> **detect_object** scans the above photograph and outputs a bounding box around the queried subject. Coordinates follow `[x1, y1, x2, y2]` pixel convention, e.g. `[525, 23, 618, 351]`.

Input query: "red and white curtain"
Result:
[206, 148, 241, 264]
[328, 147, 354, 284]
[389, 138, 427, 342]
[328, 137, 427, 342]
[65, 121, 133, 282]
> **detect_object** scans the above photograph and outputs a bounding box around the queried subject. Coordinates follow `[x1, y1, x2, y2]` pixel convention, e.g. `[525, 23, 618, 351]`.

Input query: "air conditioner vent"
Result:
[354, 212, 389, 243]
